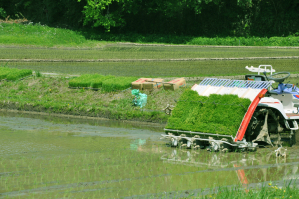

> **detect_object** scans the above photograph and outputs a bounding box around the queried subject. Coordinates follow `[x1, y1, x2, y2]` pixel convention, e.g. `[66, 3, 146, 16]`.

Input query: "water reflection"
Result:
[159, 147, 299, 186]
[0, 110, 164, 132]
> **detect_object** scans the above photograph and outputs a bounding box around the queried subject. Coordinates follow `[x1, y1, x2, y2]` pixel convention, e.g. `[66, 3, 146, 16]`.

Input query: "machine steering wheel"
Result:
[267, 72, 290, 83]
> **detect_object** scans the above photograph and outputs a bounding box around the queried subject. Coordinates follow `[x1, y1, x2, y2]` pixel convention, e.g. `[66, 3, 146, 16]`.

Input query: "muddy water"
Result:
[1, 111, 299, 198]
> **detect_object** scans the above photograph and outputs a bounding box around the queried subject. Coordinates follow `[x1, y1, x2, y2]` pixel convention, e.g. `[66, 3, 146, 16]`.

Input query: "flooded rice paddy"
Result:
[1, 111, 299, 198]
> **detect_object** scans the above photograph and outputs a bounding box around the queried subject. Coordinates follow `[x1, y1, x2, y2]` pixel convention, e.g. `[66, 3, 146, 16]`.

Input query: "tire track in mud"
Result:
[2, 160, 299, 198]
[0, 56, 299, 63]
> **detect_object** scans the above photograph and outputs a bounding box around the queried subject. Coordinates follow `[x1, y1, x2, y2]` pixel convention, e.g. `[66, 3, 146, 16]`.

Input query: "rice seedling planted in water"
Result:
[6, 58, 299, 77]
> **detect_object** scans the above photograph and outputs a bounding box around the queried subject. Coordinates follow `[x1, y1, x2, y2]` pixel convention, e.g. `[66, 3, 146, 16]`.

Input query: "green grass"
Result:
[165, 90, 251, 136]
[0, 65, 32, 80]
[0, 23, 107, 48]
[1, 23, 299, 48]
[0, 75, 177, 122]
[5, 58, 299, 77]
[1, 45, 299, 60]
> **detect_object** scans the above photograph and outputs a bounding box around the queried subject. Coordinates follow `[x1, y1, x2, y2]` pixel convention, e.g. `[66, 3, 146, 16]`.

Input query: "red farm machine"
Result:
[161, 65, 299, 152]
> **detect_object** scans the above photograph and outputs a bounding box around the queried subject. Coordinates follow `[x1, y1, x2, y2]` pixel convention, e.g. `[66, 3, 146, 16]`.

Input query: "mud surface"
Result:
[1, 111, 299, 198]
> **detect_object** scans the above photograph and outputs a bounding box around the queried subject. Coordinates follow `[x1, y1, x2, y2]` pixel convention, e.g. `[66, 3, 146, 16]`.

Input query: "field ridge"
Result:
[1, 56, 299, 62]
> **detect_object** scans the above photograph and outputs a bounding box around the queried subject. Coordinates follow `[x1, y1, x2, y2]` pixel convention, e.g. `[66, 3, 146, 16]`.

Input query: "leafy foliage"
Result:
[0, 7, 6, 19]
[165, 89, 251, 136]
[1, 0, 299, 36]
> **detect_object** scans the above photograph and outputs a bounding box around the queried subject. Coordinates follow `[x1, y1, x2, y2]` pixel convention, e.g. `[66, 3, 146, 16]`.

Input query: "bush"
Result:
[165, 89, 251, 136]
[102, 77, 137, 92]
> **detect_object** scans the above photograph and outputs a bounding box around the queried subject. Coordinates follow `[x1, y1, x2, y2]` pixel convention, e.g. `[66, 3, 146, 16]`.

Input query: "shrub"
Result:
[102, 77, 137, 92]
[165, 89, 251, 136]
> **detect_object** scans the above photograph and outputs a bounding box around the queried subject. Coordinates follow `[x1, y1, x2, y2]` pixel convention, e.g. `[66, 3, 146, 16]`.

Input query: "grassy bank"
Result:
[1, 23, 299, 47]
[1, 74, 299, 124]
[0, 75, 186, 123]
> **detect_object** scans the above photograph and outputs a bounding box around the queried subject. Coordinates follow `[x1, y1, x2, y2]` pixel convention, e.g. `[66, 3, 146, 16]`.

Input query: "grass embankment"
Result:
[0, 75, 186, 123]
[165, 90, 251, 136]
[1, 23, 299, 47]
[2, 74, 299, 124]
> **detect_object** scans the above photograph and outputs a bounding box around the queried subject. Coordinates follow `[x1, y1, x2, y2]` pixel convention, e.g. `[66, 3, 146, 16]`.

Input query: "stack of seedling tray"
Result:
[165, 89, 251, 136]
[0, 67, 32, 81]
[68, 74, 138, 92]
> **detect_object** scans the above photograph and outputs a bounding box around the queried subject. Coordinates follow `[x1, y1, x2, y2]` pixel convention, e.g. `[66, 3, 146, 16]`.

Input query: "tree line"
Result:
[1, 0, 298, 37]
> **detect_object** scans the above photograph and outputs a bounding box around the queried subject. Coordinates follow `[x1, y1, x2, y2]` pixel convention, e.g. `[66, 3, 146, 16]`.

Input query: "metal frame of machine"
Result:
[161, 65, 299, 152]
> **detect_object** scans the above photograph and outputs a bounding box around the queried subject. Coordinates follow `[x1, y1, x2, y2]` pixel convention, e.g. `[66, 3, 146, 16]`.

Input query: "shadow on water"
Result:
[1, 110, 299, 198]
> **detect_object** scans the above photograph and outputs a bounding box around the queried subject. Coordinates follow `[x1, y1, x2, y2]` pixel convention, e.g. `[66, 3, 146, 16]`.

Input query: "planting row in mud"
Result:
[69, 74, 137, 92]
[165, 89, 251, 136]
[6, 58, 299, 77]
[1, 46, 299, 60]
[0, 66, 32, 81]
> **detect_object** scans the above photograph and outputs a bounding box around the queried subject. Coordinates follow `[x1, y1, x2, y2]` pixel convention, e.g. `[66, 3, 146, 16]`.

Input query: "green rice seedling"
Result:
[7, 58, 299, 78]
[102, 76, 138, 92]
[0, 67, 32, 81]
[0, 67, 12, 79]
[1, 45, 299, 60]
[5, 69, 32, 81]
[165, 89, 251, 136]
[68, 74, 102, 88]
[90, 75, 115, 88]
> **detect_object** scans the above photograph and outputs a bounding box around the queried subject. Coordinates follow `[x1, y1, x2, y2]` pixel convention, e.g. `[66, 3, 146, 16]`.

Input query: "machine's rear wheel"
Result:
[245, 108, 279, 146]
[245, 108, 296, 147]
